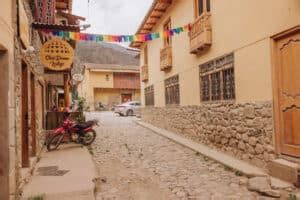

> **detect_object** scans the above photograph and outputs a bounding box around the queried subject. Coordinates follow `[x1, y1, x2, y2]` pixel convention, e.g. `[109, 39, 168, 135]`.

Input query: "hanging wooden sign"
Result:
[40, 38, 74, 71]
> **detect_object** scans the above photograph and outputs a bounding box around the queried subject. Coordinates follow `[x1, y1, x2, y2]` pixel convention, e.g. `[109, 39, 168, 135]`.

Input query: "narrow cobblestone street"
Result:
[87, 112, 264, 200]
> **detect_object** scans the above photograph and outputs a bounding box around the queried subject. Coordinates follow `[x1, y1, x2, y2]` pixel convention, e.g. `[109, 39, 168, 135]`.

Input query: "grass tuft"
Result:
[28, 195, 44, 200]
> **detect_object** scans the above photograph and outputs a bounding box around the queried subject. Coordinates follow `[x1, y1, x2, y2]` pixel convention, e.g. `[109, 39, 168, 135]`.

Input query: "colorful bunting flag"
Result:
[45, 24, 191, 44]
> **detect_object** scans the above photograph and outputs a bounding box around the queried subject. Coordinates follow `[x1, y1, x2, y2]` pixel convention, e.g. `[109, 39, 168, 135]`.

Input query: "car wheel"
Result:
[126, 110, 134, 116]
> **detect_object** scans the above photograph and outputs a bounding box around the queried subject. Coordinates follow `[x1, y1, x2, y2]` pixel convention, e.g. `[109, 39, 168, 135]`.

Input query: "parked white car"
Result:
[114, 101, 141, 116]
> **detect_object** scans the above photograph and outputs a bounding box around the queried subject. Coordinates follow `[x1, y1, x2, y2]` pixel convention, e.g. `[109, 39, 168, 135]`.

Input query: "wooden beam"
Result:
[150, 16, 161, 19]
[56, 2, 68, 9]
[146, 22, 156, 26]
[153, 8, 166, 13]
[142, 28, 152, 31]
[64, 74, 70, 107]
[158, 0, 172, 4]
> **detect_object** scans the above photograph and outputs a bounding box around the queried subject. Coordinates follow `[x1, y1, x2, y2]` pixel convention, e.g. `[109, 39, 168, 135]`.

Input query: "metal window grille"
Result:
[201, 75, 210, 101]
[199, 53, 235, 102]
[165, 75, 180, 105]
[145, 85, 154, 106]
[223, 67, 235, 100]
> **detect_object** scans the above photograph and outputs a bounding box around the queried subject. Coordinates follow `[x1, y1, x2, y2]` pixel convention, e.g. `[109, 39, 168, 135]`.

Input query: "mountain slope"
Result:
[75, 41, 139, 66]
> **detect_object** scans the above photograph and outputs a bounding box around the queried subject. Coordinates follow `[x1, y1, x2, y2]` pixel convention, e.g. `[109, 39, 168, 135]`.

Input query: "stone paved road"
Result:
[87, 112, 263, 200]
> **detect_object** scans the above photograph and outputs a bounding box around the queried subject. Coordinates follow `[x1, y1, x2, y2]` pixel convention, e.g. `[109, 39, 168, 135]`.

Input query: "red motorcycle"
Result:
[46, 117, 98, 151]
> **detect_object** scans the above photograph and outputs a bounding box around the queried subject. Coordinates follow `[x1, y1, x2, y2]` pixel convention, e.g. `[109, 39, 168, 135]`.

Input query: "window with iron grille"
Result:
[165, 75, 180, 105]
[145, 85, 154, 106]
[200, 53, 235, 102]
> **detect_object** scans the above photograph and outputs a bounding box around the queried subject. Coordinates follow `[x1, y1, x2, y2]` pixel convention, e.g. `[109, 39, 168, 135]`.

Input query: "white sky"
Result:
[72, 0, 153, 35]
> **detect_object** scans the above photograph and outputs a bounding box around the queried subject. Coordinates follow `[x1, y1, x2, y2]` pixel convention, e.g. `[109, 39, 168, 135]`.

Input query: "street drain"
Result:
[37, 166, 69, 176]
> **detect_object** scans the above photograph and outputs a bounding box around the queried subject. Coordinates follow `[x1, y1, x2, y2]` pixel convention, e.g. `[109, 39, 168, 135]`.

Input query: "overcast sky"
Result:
[72, 0, 153, 36]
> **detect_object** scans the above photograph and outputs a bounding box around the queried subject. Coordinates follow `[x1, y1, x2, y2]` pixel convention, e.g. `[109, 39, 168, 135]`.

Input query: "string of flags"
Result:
[45, 24, 192, 43]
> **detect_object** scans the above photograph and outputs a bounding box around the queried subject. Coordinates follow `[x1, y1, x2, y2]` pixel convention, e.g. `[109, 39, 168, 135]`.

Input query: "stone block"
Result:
[268, 159, 298, 184]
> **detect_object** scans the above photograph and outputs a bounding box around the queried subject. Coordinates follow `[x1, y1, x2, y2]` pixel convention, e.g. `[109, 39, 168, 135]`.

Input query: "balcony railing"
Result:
[160, 46, 172, 71]
[141, 65, 149, 82]
[190, 12, 212, 54]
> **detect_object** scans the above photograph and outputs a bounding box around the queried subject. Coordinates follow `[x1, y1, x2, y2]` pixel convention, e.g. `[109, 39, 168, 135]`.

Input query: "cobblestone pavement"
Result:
[87, 112, 264, 200]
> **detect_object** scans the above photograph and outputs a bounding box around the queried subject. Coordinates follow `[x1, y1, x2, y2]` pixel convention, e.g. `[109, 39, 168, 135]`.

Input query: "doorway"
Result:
[21, 62, 29, 167]
[273, 26, 300, 157]
[0, 49, 9, 200]
[30, 73, 36, 156]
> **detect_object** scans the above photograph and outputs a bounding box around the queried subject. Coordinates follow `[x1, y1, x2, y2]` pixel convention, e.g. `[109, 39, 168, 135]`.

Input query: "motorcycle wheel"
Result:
[82, 130, 96, 146]
[47, 134, 64, 151]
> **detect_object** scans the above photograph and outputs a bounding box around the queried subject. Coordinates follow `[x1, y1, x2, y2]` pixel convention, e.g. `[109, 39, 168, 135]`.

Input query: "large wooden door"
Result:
[273, 27, 300, 157]
[30, 73, 36, 156]
[21, 62, 29, 167]
[0, 50, 9, 200]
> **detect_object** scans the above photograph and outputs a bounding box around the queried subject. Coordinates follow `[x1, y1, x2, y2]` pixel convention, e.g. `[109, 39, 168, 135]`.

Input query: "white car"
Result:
[115, 101, 141, 116]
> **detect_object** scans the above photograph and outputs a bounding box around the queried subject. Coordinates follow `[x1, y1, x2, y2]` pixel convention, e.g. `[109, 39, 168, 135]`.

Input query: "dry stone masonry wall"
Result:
[141, 102, 275, 168]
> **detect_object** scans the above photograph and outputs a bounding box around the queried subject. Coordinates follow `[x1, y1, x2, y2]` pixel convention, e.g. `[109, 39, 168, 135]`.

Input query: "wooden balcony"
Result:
[141, 65, 149, 82]
[160, 46, 172, 71]
[190, 12, 212, 54]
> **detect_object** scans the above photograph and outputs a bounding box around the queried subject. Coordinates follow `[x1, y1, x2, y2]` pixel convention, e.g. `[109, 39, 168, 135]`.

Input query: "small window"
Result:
[165, 75, 180, 105]
[194, 0, 211, 18]
[200, 53, 235, 102]
[163, 19, 172, 47]
[145, 85, 154, 106]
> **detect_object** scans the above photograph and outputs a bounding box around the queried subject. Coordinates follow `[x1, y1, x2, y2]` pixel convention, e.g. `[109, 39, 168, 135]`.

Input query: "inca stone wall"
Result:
[141, 101, 275, 168]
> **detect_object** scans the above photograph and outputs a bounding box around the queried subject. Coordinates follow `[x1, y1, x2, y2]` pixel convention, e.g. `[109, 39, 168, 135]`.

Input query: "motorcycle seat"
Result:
[75, 121, 94, 129]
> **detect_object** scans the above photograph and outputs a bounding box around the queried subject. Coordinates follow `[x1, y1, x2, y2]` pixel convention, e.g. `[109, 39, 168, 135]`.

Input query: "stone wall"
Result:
[141, 101, 276, 168]
[12, 0, 45, 198]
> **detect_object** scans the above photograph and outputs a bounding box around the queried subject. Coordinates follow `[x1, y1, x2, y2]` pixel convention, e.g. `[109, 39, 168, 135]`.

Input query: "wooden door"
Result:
[0, 50, 9, 200]
[121, 94, 132, 103]
[30, 73, 36, 156]
[21, 62, 29, 167]
[273, 27, 300, 157]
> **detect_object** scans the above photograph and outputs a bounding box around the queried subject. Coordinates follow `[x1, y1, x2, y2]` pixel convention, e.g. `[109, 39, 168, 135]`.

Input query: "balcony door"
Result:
[194, 0, 210, 18]
[163, 19, 172, 47]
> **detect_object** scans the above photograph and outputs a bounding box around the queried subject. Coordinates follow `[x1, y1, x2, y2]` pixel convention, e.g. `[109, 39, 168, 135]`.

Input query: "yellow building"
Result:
[132, 0, 300, 183]
[79, 63, 141, 111]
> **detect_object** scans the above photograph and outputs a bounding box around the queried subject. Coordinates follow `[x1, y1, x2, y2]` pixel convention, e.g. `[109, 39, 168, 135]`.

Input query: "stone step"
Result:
[268, 159, 299, 185]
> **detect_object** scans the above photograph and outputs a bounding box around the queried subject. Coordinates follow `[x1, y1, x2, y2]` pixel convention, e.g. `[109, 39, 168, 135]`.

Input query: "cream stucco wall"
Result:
[78, 69, 141, 110]
[78, 69, 114, 107]
[94, 88, 141, 106]
[0, 0, 14, 57]
[141, 0, 300, 107]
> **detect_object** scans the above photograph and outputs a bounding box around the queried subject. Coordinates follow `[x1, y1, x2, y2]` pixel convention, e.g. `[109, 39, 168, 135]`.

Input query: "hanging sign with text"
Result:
[40, 38, 74, 71]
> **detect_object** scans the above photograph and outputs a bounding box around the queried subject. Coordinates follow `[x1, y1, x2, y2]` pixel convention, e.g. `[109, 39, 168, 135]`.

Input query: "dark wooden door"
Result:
[274, 28, 300, 157]
[0, 50, 9, 200]
[21, 62, 29, 167]
[30, 73, 36, 156]
[121, 94, 132, 103]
